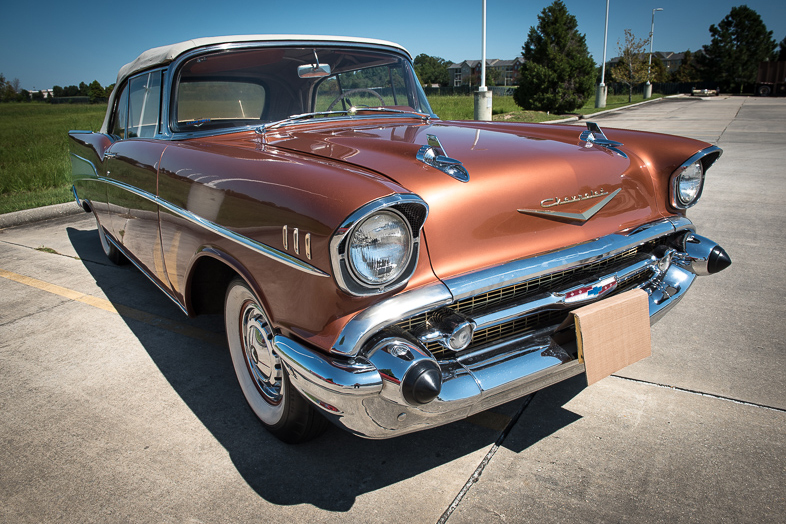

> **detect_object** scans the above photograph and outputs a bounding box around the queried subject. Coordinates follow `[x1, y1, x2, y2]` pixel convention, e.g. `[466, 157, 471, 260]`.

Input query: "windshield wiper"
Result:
[256, 107, 431, 134]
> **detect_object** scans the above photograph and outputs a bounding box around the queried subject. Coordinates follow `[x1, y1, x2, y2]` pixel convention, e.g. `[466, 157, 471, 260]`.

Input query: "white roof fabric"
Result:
[100, 35, 410, 133]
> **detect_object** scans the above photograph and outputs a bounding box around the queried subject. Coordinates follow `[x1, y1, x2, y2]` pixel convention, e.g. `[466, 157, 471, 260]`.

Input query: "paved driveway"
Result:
[1, 96, 784, 523]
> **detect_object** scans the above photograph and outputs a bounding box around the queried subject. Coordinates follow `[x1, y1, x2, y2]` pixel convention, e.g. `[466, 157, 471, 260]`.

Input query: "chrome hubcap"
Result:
[240, 301, 283, 405]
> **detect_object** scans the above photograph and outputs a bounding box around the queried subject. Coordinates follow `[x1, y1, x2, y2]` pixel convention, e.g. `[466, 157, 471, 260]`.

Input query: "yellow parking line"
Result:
[0, 268, 226, 347]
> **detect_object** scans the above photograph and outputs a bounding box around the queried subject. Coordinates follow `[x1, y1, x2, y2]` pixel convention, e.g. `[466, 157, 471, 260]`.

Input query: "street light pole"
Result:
[595, 0, 610, 108]
[644, 7, 663, 99]
[474, 0, 492, 120]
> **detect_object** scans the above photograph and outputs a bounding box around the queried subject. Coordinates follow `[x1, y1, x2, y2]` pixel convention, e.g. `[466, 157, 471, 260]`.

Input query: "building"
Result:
[448, 58, 524, 87]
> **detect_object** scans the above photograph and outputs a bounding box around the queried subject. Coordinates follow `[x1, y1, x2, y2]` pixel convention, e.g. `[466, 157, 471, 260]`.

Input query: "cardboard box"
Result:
[572, 288, 651, 386]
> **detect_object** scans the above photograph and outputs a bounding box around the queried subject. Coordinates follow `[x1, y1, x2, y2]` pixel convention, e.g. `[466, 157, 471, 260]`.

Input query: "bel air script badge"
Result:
[518, 187, 621, 222]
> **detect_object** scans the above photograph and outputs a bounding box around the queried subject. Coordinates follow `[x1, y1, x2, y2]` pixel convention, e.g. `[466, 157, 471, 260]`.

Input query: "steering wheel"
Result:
[327, 88, 386, 111]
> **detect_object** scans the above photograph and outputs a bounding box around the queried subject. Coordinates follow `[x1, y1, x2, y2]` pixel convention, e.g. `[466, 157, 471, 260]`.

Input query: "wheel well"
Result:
[188, 256, 238, 316]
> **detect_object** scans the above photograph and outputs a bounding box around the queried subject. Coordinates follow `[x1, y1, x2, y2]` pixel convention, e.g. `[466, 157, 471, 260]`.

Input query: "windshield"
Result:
[172, 46, 433, 133]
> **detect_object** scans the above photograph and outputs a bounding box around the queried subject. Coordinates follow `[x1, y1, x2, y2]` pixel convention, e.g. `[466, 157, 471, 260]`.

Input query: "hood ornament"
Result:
[417, 134, 470, 182]
[580, 122, 628, 159]
[518, 188, 622, 222]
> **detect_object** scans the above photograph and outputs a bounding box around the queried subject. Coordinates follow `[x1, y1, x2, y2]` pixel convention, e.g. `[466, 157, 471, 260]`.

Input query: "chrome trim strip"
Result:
[470, 257, 653, 330]
[104, 234, 189, 316]
[273, 335, 383, 397]
[669, 145, 722, 210]
[69, 152, 100, 179]
[95, 176, 328, 277]
[445, 218, 687, 301]
[330, 282, 453, 356]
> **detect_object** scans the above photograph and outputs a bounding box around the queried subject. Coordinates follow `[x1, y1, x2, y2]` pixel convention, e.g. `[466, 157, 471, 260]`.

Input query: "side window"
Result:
[111, 85, 129, 139]
[127, 71, 161, 138]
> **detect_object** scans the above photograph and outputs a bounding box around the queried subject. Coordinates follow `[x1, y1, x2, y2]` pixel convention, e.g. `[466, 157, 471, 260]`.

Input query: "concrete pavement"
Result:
[1, 96, 784, 523]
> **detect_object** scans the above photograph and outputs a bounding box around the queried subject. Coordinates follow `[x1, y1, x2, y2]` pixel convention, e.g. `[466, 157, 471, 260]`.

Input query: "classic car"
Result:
[69, 35, 731, 443]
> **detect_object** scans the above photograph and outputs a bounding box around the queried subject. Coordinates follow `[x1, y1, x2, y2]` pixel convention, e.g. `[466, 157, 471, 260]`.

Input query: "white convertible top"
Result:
[101, 34, 411, 133]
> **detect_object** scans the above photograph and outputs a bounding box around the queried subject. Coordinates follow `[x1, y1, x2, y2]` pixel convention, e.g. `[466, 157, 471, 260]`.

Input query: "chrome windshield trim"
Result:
[97, 176, 328, 277]
[444, 218, 690, 301]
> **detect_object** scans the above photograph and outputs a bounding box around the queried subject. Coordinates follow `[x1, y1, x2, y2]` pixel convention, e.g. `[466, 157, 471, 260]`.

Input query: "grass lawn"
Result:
[0, 93, 663, 215]
[0, 103, 105, 214]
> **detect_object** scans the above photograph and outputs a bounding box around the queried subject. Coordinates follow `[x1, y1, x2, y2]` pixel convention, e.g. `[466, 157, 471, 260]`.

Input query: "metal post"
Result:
[595, 0, 610, 108]
[474, 0, 492, 120]
[644, 7, 663, 99]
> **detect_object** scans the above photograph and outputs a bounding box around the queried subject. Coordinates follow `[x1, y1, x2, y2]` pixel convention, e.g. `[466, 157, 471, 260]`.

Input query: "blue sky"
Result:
[2, 0, 784, 90]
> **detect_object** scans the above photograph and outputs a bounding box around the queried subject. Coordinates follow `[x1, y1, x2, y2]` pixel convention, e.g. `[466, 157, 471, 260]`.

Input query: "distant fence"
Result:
[50, 96, 108, 104]
[425, 81, 720, 97]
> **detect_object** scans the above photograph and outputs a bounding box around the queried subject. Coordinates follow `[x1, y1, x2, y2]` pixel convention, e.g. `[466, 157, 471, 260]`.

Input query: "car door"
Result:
[104, 70, 172, 291]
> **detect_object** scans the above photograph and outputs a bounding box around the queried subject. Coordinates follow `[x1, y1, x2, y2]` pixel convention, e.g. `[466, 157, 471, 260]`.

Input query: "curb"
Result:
[0, 201, 84, 229]
[547, 94, 684, 124]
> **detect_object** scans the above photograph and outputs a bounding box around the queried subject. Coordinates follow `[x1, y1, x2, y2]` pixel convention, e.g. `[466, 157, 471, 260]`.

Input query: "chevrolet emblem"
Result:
[517, 188, 621, 222]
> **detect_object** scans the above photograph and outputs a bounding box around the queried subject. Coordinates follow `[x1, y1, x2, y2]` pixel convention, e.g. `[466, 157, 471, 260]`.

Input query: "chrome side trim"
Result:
[95, 176, 328, 277]
[445, 218, 686, 301]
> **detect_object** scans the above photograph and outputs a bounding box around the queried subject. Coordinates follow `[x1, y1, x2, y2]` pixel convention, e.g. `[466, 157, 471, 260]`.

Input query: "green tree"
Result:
[88, 80, 105, 103]
[671, 50, 700, 83]
[697, 5, 777, 93]
[513, 0, 596, 113]
[413, 54, 450, 86]
[779, 36, 786, 61]
[611, 29, 649, 102]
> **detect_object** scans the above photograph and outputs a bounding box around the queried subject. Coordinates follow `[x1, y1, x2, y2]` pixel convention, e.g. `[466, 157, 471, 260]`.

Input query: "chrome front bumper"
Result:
[273, 217, 730, 439]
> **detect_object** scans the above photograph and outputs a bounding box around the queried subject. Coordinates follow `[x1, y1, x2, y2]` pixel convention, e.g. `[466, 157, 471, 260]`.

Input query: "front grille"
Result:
[397, 239, 661, 361]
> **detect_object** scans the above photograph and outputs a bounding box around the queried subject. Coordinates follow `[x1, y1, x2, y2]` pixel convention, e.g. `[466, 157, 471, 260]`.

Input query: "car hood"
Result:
[265, 119, 696, 280]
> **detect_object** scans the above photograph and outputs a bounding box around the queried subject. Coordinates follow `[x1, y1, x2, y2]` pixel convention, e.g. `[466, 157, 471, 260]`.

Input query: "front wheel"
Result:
[224, 278, 328, 443]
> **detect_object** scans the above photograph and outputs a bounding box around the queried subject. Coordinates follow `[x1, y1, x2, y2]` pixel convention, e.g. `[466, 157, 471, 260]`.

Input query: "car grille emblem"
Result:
[518, 188, 621, 222]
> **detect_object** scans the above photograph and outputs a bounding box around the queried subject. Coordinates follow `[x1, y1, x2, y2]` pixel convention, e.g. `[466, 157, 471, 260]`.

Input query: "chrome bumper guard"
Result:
[274, 218, 730, 438]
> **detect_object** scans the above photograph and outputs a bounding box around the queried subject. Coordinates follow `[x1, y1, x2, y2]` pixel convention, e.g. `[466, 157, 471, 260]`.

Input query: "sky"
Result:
[2, 0, 784, 91]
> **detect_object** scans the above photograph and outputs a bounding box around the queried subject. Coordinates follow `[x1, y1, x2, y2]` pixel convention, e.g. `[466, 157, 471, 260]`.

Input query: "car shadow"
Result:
[67, 225, 585, 511]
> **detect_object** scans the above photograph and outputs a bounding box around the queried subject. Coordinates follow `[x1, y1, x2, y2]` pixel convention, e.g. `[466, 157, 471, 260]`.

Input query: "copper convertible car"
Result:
[69, 35, 730, 443]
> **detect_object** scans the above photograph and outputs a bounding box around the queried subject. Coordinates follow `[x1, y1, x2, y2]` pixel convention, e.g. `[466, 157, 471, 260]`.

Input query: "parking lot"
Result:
[1, 96, 784, 523]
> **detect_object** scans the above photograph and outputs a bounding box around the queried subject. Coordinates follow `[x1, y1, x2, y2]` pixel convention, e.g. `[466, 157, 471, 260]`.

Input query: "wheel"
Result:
[95, 214, 127, 265]
[327, 88, 386, 111]
[757, 85, 772, 97]
[224, 278, 328, 443]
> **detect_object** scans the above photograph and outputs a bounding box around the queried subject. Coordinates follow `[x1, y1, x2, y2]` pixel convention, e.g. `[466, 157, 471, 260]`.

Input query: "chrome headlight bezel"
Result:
[330, 194, 428, 296]
[669, 146, 722, 210]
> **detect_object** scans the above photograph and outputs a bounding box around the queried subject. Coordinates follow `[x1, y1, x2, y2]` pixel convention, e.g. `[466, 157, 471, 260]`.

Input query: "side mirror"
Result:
[298, 64, 331, 78]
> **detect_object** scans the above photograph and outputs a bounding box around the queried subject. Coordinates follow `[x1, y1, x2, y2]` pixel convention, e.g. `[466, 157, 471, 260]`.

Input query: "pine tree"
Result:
[697, 5, 777, 93]
[513, 1, 595, 114]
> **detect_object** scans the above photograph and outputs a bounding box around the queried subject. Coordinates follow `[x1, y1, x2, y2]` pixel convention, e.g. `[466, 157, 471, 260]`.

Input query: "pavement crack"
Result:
[612, 374, 785, 413]
[436, 394, 535, 524]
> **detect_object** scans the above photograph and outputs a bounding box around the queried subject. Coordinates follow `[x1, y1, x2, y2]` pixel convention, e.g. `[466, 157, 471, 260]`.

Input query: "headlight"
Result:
[676, 161, 704, 207]
[330, 194, 428, 296]
[347, 210, 413, 286]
